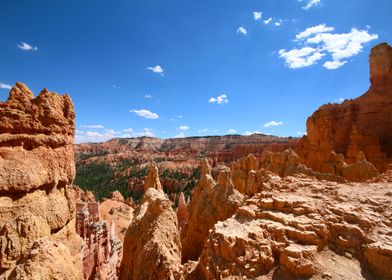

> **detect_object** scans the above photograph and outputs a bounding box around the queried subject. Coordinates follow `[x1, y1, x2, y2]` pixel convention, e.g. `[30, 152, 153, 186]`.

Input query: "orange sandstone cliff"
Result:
[0, 83, 82, 279]
[297, 43, 392, 181]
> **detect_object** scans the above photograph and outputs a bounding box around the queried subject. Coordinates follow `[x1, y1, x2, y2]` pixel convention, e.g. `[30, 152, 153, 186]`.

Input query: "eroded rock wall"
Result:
[0, 83, 81, 279]
[297, 43, 392, 180]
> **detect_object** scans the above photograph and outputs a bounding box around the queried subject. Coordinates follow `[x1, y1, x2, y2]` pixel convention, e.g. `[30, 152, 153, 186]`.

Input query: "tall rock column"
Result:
[119, 162, 182, 279]
[181, 159, 244, 263]
[297, 43, 392, 180]
[0, 83, 82, 279]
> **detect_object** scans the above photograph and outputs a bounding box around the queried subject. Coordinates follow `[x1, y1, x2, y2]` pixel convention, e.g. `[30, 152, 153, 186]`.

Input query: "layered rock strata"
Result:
[0, 83, 81, 279]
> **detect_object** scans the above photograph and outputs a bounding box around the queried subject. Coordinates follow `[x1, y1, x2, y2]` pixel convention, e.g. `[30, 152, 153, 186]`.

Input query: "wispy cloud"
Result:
[179, 125, 190, 131]
[301, 0, 321, 10]
[208, 94, 229, 104]
[0, 82, 12, 90]
[334, 97, 345, 103]
[253, 11, 262, 20]
[80, 125, 105, 129]
[263, 18, 272, 25]
[227, 129, 237, 134]
[279, 25, 378, 69]
[198, 128, 218, 134]
[173, 131, 185, 138]
[130, 109, 159, 119]
[76, 127, 155, 143]
[279, 47, 325, 69]
[275, 19, 283, 26]
[144, 94, 152, 98]
[17, 42, 38, 51]
[237, 26, 247, 35]
[243, 131, 261, 136]
[264, 121, 283, 128]
[296, 24, 334, 40]
[147, 65, 164, 75]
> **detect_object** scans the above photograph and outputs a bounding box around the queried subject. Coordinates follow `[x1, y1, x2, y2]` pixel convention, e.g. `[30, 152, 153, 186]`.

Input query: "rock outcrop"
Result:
[144, 161, 163, 191]
[176, 192, 189, 234]
[76, 202, 121, 279]
[181, 159, 244, 263]
[196, 174, 392, 279]
[0, 83, 81, 279]
[119, 164, 182, 279]
[297, 43, 392, 181]
[231, 150, 345, 195]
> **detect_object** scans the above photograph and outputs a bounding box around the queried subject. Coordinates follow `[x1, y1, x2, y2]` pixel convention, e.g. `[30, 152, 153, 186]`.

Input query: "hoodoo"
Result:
[297, 43, 392, 180]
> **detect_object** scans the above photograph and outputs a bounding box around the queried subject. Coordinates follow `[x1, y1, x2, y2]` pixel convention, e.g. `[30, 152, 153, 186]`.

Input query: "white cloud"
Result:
[253, 11, 262, 20]
[243, 131, 261, 136]
[296, 24, 334, 40]
[302, 0, 321, 10]
[80, 124, 105, 129]
[76, 127, 155, 143]
[177, 115, 183, 119]
[323, 60, 347, 69]
[144, 94, 152, 98]
[237, 26, 247, 35]
[112, 85, 120, 89]
[208, 94, 229, 104]
[334, 97, 345, 103]
[307, 28, 378, 68]
[0, 82, 12, 90]
[279, 47, 325, 69]
[263, 18, 272, 25]
[227, 129, 237, 134]
[296, 131, 306, 136]
[264, 121, 283, 128]
[130, 109, 159, 119]
[173, 131, 185, 138]
[179, 125, 190, 131]
[275, 19, 283, 26]
[136, 128, 155, 137]
[279, 26, 378, 69]
[147, 65, 164, 74]
[17, 42, 38, 51]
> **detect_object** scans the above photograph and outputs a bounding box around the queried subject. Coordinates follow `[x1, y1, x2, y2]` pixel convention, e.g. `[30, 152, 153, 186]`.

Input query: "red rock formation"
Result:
[0, 83, 81, 279]
[144, 161, 163, 191]
[195, 173, 392, 279]
[119, 165, 182, 279]
[231, 150, 344, 195]
[176, 192, 189, 234]
[297, 43, 392, 181]
[181, 159, 244, 263]
[76, 202, 121, 279]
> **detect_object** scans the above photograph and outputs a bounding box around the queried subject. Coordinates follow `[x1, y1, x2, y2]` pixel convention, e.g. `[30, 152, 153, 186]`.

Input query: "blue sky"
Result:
[1, 0, 391, 143]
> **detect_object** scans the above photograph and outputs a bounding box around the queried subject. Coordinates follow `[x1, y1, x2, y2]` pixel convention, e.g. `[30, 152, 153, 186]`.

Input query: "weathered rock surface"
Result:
[297, 43, 392, 181]
[181, 159, 244, 263]
[144, 161, 163, 191]
[119, 166, 182, 279]
[196, 174, 392, 279]
[0, 83, 81, 279]
[76, 202, 121, 280]
[176, 192, 189, 234]
[231, 150, 345, 195]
